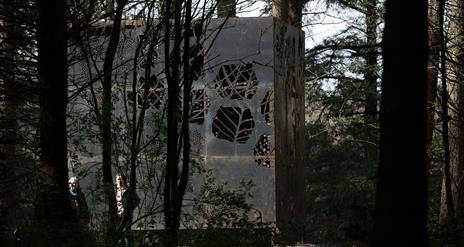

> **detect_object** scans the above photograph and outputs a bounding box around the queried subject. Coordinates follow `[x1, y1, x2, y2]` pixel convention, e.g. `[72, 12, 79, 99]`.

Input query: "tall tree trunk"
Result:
[272, 0, 303, 27]
[164, 0, 181, 244]
[372, 0, 429, 245]
[37, 0, 71, 225]
[426, 0, 440, 169]
[163, 0, 193, 245]
[176, 0, 192, 237]
[363, 0, 379, 163]
[441, 0, 464, 225]
[438, 0, 456, 226]
[217, 0, 236, 17]
[364, 0, 378, 123]
[101, 0, 127, 244]
[0, 0, 19, 241]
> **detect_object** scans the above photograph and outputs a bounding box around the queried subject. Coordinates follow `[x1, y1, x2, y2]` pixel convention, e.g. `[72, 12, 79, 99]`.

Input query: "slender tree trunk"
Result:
[364, 0, 378, 122]
[217, 0, 236, 17]
[101, 0, 128, 244]
[372, 0, 429, 245]
[37, 0, 71, 225]
[363, 0, 379, 163]
[438, 0, 456, 226]
[115, 3, 157, 239]
[163, 0, 180, 244]
[176, 0, 192, 236]
[163, 0, 193, 245]
[441, 0, 464, 225]
[426, 0, 440, 169]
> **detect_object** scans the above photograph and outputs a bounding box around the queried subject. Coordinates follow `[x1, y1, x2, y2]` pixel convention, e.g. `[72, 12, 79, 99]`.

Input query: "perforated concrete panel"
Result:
[68, 17, 304, 229]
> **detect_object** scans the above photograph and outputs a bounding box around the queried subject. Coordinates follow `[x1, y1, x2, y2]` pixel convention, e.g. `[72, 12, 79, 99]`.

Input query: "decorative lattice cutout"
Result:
[117, 36, 136, 61]
[190, 129, 205, 150]
[253, 134, 273, 168]
[214, 63, 259, 100]
[143, 77, 165, 109]
[260, 90, 273, 124]
[77, 62, 91, 83]
[136, 35, 160, 70]
[127, 76, 165, 109]
[212, 106, 255, 144]
[189, 89, 209, 125]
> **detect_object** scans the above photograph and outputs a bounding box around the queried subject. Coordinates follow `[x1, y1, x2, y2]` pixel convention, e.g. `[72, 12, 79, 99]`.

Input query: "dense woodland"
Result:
[0, 0, 461, 246]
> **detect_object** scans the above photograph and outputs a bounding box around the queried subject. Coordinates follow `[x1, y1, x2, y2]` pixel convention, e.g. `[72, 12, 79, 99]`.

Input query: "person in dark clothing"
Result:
[116, 173, 140, 247]
[68, 176, 90, 226]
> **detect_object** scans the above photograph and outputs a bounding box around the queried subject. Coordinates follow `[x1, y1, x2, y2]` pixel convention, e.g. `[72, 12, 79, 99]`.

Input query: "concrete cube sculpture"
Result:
[68, 17, 304, 231]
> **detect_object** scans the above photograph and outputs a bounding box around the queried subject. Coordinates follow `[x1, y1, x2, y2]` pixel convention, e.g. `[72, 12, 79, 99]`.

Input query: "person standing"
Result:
[68, 176, 90, 226]
[115, 173, 140, 247]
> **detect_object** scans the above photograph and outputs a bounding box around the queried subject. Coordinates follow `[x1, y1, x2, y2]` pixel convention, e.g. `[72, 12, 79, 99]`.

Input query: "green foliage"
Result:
[186, 162, 270, 229]
[304, 4, 380, 243]
[304, 120, 376, 246]
[128, 162, 273, 246]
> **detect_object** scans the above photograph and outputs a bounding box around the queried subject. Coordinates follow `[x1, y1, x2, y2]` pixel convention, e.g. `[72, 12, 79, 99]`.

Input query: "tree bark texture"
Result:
[272, 0, 303, 27]
[37, 0, 72, 225]
[373, 0, 429, 245]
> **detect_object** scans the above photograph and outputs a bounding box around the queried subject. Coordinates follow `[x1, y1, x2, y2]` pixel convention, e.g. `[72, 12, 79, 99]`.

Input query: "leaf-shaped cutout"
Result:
[212, 106, 255, 144]
[214, 63, 259, 100]
[189, 89, 209, 125]
[253, 134, 273, 168]
[260, 90, 274, 124]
